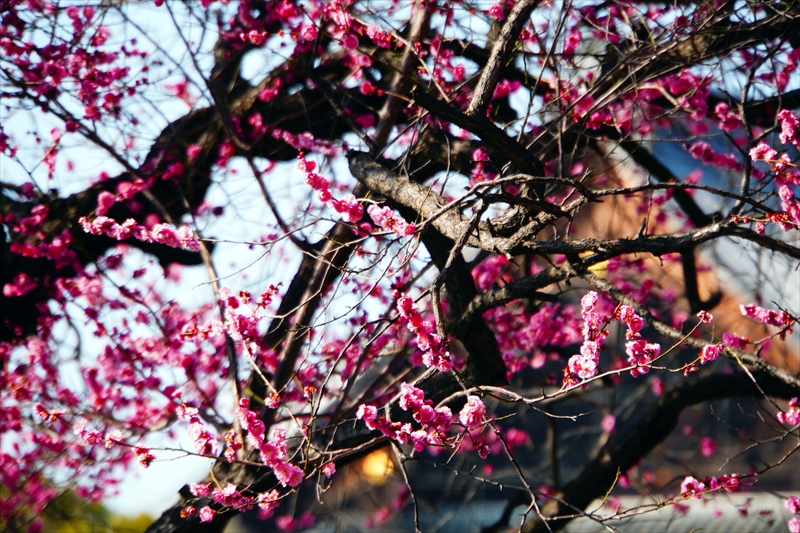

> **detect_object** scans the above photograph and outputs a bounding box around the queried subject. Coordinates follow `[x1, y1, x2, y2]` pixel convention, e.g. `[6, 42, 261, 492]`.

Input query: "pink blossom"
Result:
[777, 397, 800, 426]
[259, 86, 280, 102]
[217, 141, 235, 165]
[688, 141, 741, 170]
[601, 414, 616, 433]
[778, 110, 800, 148]
[211, 483, 244, 507]
[366, 25, 392, 49]
[34, 403, 50, 421]
[395, 292, 452, 371]
[3, 272, 38, 297]
[359, 81, 381, 96]
[563, 293, 606, 385]
[187, 420, 218, 456]
[198, 506, 214, 523]
[458, 396, 486, 429]
[258, 439, 286, 468]
[134, 447, 155, 468]
[696, 310, 713, 324]
[190, 483, 211, 497]
[567, 353, 598, 380]
[680, 476, 705, 499]
[492, 79, 521, 100]
[399, 383, 425, 411]
[321, 462, 336, 478]
[342, 34, 359, 50]
[486, 2, 505, 20]
[421, 346, 452, 372]
[572, 95, 595, 119]
[785, 496, 800, 515]
[73, 421, 103, 446]
[725, 473, 741, 492]
[276, 515, 296, 532]
[713, 102, 742, 132]
[789, 517, 800, 533]
[331, 194, 364, 223]
[95, 191, 115, 216]
[749, 142, 777, 162]
[617, 305, 644, 333]
[368, 205, 415, 237]
[78, 216, 200, 251]
[305, 171, 330, 193]
[151, 224, 180, 248]
[580, 341, 600, 360]
[651, 377, 665, 397]
[722, 332, 749, 349]
[248, 112, 264, 132]
[700, 436, 716, 457]
[472, 147, 490, 162]
[247, 30, 268, 46]
[563, 28, 581, 55]
[295, 23, 317, 43]
[274, 462, 304, 487]
[626, 339, 660, 377]
[257, 489, 280, 513]
[699, 343, 722, 364]
[186, 144, 202, 161]
[237, 401, 266, 447]
[580, 291, 604, 337]
[356, 404, 378, 429]
[740, 303, 791, 328]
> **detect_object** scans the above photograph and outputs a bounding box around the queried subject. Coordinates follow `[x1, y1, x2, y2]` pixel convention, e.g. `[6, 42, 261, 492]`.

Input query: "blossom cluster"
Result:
[475, 256, 582, 378]
[367, 205, 416, 237]
[564, 293, 662, 384]
[177, 404, 218, 457]
[1, 1, 137, 129]
[396, 293, 452, 372]
[687, 141, 742, 173]
[236, 399, 304, 486]
[3, 272, 38, 297]
[680, 473, 742, 499]
[79, 216, 201, 251]
[321, 0, 394, 53]
[0, 196, 228, 527]
[566, 291, 608, 383]
[740, 303, 793, 330]
[356, 383, 454, 452]
[777, 397, 800, 427]
[6, 204, 78, 268]
[787, 496, 800, 533]
[189, 482, 281, 524]
[619, 305, 661, 378]
[748, 110, 800, 232]
[699, 343, 723, 365]
[94, 173, 162, 217]
[298, 156, 364, 224]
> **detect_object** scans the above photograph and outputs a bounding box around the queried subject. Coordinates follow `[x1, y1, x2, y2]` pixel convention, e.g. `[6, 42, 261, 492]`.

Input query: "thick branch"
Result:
[454, 268, 566, 335]
[414, 221, 507, 386]
[412, 88, 546, 177]
[348, 152, 800, 260]
[466, 0, 539, 117]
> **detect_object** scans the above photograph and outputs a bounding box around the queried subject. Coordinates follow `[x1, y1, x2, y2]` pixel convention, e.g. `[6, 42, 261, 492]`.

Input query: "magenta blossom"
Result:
[459, 396, 486, 429]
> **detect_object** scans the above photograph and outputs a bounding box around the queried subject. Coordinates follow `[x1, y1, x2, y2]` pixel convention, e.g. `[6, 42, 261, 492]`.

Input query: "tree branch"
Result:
[525, 370, 800, 533]
[466, 0, 539, 117]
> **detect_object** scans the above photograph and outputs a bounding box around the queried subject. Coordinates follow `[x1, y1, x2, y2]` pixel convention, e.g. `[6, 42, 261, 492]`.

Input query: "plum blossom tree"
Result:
[1, 0, 800, 532]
